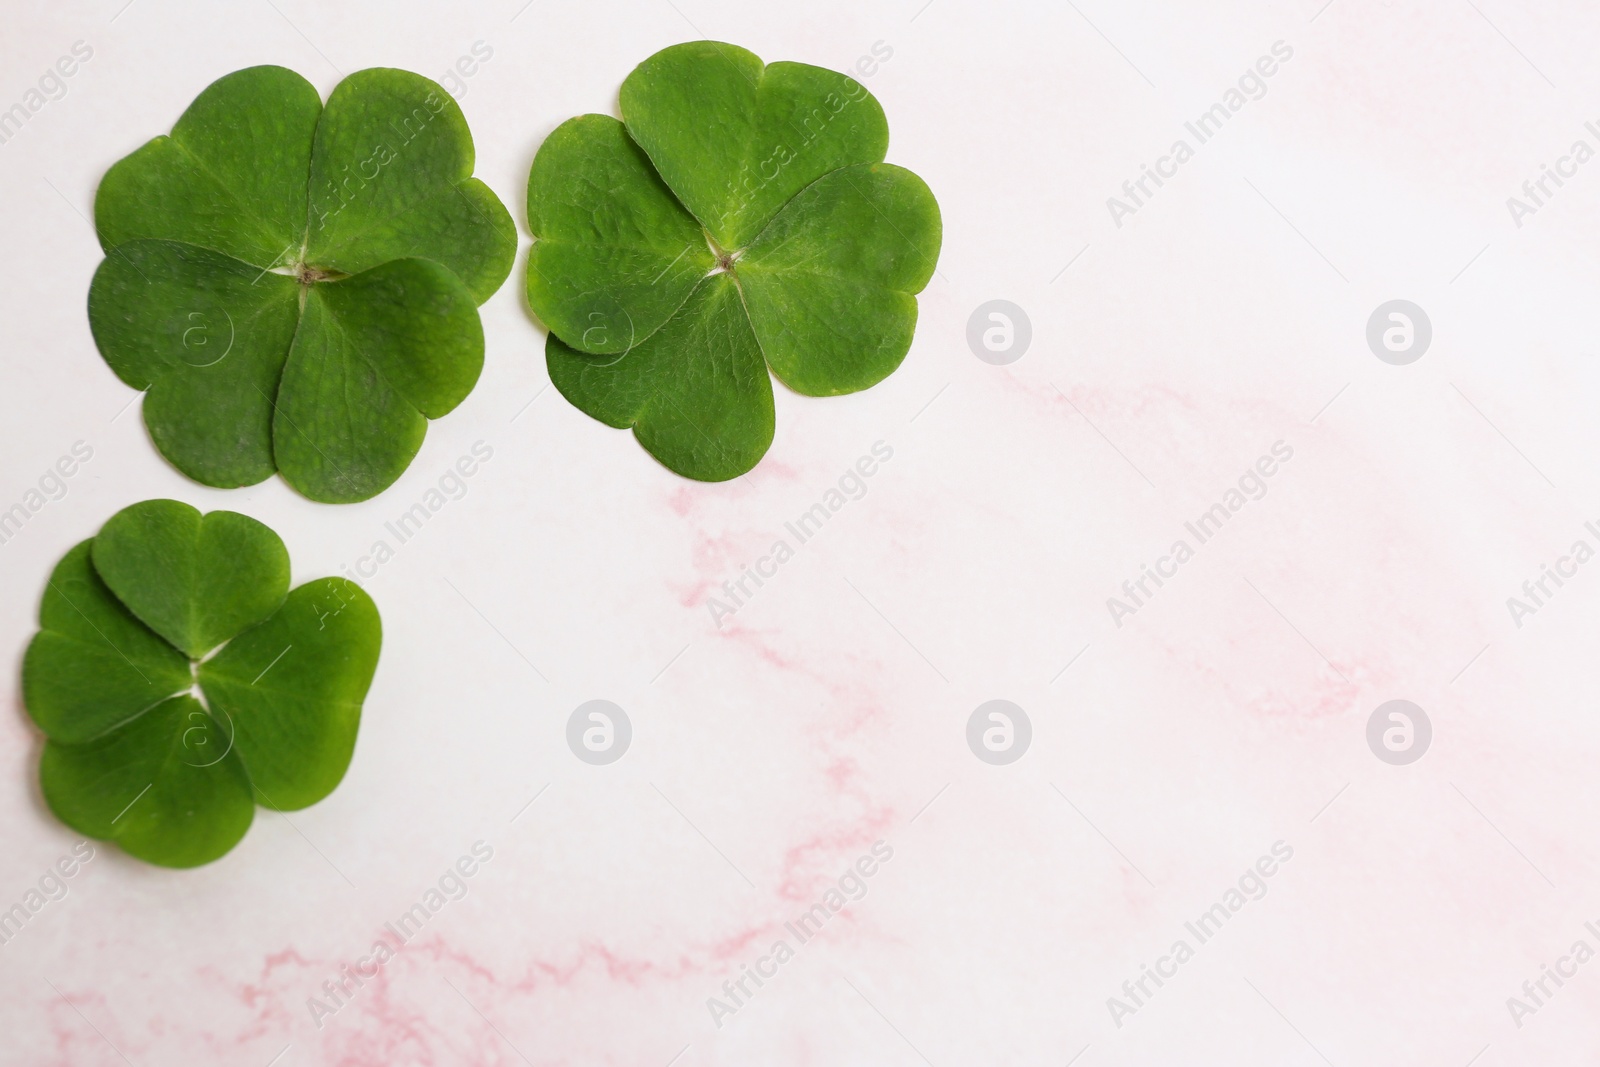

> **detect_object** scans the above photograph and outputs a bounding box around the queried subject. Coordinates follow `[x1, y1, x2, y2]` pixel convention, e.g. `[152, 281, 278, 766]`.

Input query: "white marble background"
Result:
[2, 0, 1599, 1063]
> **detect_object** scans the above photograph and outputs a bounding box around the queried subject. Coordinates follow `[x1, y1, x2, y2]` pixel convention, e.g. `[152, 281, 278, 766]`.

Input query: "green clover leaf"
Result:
[22, 500, 381, 868]
[90, 65, 516, 503]
[526, 41, 942, 481]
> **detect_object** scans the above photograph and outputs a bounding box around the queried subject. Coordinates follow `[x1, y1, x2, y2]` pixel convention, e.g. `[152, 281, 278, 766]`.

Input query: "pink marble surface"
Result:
[3, 0, 1600, 1063]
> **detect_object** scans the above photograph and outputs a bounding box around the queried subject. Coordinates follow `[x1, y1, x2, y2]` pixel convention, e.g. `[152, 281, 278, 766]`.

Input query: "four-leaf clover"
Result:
[526, 41, 943, 481]
[90, 65, 516, 503]
[23, 500, 381, 867]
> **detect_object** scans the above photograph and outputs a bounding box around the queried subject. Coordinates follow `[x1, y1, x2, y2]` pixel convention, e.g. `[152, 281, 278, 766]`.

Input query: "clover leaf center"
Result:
[293, 262, 346, 287]
[705, 233, 744, 278]
[265, 256, 350, 291]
